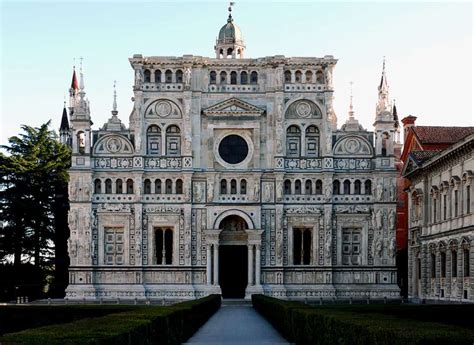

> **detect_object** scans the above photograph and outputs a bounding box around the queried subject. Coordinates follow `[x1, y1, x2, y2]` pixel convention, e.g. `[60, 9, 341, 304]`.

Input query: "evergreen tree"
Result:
[0, 121, 70, 298]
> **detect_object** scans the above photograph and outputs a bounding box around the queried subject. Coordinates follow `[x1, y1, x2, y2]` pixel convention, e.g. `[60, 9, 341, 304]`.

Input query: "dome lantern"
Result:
[214, 2, 245, 59]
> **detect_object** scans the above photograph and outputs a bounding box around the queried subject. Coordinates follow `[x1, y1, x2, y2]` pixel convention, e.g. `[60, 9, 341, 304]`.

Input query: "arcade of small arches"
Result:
[219, 178, 247, 195]
[94, 178, 134, 194]
[143, 69, 184, 84]
[282, 178, 372, 196]
[209, 70, 258, 85]
[284, 69, 325, 84]
[217, 47, 244, 59]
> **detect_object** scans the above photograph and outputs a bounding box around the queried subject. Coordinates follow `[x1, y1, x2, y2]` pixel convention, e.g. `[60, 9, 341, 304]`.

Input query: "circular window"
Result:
[218, 135, 249, 165]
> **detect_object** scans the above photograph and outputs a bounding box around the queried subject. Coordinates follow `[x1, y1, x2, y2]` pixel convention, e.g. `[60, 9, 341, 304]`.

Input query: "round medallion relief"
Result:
[218, 135, 249, 165]
[296, 101, 312, 118]
[106, 138, 121, 153]
[344, 138, 360, 154]
[155, 101, 172, 117]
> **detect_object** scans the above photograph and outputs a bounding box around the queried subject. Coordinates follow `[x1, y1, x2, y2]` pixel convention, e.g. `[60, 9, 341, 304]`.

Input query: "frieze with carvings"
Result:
[95, 157, 134, 169]
[284, 158, 322, 170]
[97, 203, 132, 213]
[145, 157, 182, 169]
[335, 205, 371, 214]
[144, 206, 183, 214]
[285, 206, 322, 215]
[334, 158, 372, 170]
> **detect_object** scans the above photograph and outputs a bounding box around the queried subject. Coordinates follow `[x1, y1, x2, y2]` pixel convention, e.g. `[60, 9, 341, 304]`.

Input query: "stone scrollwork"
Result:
[285, 206, 322, 215]
[335, 205, 370, 214]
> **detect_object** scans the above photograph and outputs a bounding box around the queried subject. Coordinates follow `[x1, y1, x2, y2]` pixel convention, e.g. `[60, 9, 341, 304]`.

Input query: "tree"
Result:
[0, 121, 70, 299]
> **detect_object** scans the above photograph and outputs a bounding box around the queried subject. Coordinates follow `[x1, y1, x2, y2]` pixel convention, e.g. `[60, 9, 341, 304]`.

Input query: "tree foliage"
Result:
[0, 121, 70, 299]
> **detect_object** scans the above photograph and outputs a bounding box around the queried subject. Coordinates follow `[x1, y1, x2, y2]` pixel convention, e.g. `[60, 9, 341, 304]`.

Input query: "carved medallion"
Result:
[155, 101, 172, 117]
[106, 138, 122, 153]
[296, 101, 312, 118]
[344, 138, 360, 154]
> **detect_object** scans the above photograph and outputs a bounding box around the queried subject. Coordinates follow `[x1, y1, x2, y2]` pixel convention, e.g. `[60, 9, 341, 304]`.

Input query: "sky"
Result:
[0, 1, 472, 144]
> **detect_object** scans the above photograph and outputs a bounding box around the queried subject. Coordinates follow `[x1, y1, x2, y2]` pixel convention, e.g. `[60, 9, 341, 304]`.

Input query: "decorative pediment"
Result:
[333, 135, 373, 157]
[93, 134, 134, 156]
[285, 99, 322, 119]
[402, 156, 420, 176]
[202, 98, 265, 117]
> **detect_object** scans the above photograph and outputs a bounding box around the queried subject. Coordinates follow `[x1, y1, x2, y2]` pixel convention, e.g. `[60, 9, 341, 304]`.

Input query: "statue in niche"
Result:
[371, 210, 376, 230]
[276, 139, 283, 154]
[68, 239, 77, 258]
[374, 237, 383, 258]
[83, 182, 91, 200]
[389, 209, 396, 230]
[136, 236, 141, 257]
[324, 235, 332, 259]
[376, 209, 383, 230]
[264, 183, 273, 202]
[276, 180, 283, 201]
[387, 238, 396, 258]
[68, 209, 77, 230]
[91, 239, 96, 257]
[276, 103, 283, 122]
[184, 67, 192, 87]
[326, 134, 332, 153]
[253, 181, 260, 201]
[207, 181, 214, 202]
[194, 182, 203, 202]
[69, 179, 77, 200]
[184, 182, 191, 201]
[135, 68, 143, 87]
[376, 179, 384, 201]
[184, 134, 192, 153]
[324, 183, 332, 199]
[324, 66, 333, 89]
[184, 101, 191, 119]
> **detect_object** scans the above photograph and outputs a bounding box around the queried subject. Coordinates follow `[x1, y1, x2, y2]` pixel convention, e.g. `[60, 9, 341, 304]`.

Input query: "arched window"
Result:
[227, 47, 233, 57]
[333, 180, 340, 195]
[230, 179, 237, 194]
[440, 250, 446, 278]
[116, 179, 123, 194]
[250, 71, 258, 84]
[284, 179, 291, 195]
[230, 71, 237, 85]
[343, 180, 351, 195]
[220, 179, 227, 194]
[147, 125, 161, 155]
[315, 180, 322, 194]
[210, 71, 216, 84]
[464, 246, 470, 277]
[165, 70, 172, 83]
[286, 125, 301, 157]
[165, 179, 173, 194]
[165, 125, 181, 156]
[126, 179, 134, 194]
[175, 69, 183, 83]
[284, 70, 291, 83]
[364, 180, 372, 195]
[240, 71, 248, 85]
[105, 179, 112, 194]
[295, 70, 302, 83]
[354, 180, 361, 194]
[144, 69, 151, 83]
[154, 69, 161, 83]
[155, 228, 173, 265]
[220, 71, 227, 84]
[305, 180, 312, 194]
[305, 70, 313, 83]
[240, 180, 247, 194]
[144, 179, 151, 194]
[77, 131, 85, 154]
[431, 253, 436, 278]
[316, 70, 323, 83]
[305, 125, 319, 157]
[176, 179, 183, 194]
[295, 180, 302, 194]
[155, 179, 162, 194]
[94, 179, 101, 194]
[452, 248, 458, 278]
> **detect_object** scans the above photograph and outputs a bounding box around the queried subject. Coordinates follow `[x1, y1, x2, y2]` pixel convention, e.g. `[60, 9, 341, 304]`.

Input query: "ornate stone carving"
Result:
[285, 206, 322, 215]
[335, 205, 370, 214]
[184, 67, 192, 87]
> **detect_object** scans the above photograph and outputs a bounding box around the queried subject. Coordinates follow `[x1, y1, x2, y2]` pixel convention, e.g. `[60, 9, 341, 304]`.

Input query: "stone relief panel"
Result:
[261, 209, 276, 266]
[69, 176, 92, 202]
[144, 99, 182, 119]
[285, 99, 322, 119]
[193, 181, 205, 203]
[333, 136, 373, 156]
[94, 135, 134, 155]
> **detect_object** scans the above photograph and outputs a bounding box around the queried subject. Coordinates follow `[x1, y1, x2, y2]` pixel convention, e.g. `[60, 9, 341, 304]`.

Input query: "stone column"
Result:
[206, 245, 212, 285]
[213, 244, 219, 285]
[248, 245, 254, 286]
[256, 245, 261, 286]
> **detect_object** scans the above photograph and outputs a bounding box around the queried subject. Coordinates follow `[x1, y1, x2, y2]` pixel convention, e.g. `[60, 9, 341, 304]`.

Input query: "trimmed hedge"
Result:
[0, 305, 132, 336]
[0, 295, 221, 345]
[252, 295, 474, 345]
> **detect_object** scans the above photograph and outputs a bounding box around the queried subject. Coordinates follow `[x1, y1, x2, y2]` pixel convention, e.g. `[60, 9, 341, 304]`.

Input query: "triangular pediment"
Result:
[402, 156, 420, 177]
[203, 98, 265, 117]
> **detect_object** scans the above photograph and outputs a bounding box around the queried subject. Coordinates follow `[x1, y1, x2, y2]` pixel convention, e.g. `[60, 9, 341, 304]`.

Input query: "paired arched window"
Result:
[343, 180, 351, 195]
[220, 179, 227, 194]
[240, 71, 248, 84]
[315, 180, 323, 194]
[165, 70, 172, 83]
[147, 125, 161, 155]
[295, 70, 302, 83]
[240, 179, 247, 194]
[116, 179, 123, 194]
[165, 179, 173, 194]
[210, 71, 217, 84]
[230, 179, 237, 194]
[155, 179, 162, 194]
[316, 70, 324, 83]
[176, 179, 183, 194]
[230, 71, 237, 85]
[354, 180, 361, 195]
[284, 179, 291, 195]
[220, 71, 227, 84]
[305, 180, 312, 194]
[175, 70, 183, 83]
[333, 180, 340, 195]
[126, 179, 134, 194]
[105, 179, 112, 194]
[154, 69, 161, 83]
[284, 70, 291, 83]
[286, 125, 301, 157]
[94, 179, 102, 194]
[294, 180, 301, 194]
[144, 69, 151, 83]
[364, 180, 372, 195]
[250, 71, 258, 84]
[305, 71, 313, 83]
[144, 179, 151, 194]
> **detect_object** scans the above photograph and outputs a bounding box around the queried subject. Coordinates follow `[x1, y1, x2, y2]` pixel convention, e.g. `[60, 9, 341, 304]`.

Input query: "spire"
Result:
[392, 99, 399, 128]
[348, 81, 355, 120]
[228, 2, 235, 22]
[112, 80, 118, 116]
[215, 2, 245, 59]
[79, 57, 85, 91]
[70, 67, 79, 91]
[60, 101, 70, 131]
[376, 56, 390, 114]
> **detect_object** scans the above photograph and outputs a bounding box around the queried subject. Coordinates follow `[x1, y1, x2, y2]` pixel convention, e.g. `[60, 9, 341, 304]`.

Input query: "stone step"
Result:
[221, 298, 252, 306]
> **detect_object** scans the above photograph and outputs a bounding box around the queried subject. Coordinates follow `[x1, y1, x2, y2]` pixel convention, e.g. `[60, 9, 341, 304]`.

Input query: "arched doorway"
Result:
[218, 215, 249, 298]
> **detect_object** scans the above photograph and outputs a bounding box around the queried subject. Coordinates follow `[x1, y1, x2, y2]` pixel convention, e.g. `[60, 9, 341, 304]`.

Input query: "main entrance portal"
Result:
[219, 245, 247, 298]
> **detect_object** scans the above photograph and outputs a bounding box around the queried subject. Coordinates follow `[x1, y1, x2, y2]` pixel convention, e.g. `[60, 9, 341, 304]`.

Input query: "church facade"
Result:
[63, 8, 400, 300]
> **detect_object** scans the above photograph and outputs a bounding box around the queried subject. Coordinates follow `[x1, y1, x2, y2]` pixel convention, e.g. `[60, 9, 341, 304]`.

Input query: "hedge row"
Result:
[252, 295, 474, 345]
[0, 295, 221, 345]
[0, 305, 132, 336]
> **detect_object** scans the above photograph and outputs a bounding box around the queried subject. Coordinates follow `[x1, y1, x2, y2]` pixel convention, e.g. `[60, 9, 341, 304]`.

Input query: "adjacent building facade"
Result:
[62, 8, 400, 300]
[403, 128, 474, 301]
